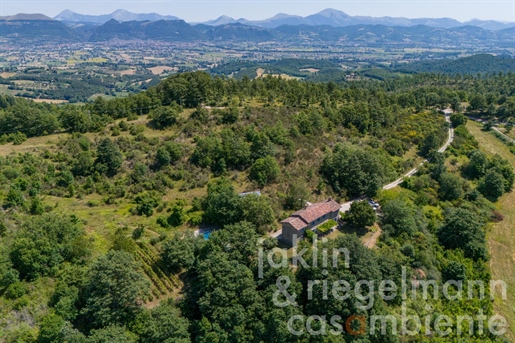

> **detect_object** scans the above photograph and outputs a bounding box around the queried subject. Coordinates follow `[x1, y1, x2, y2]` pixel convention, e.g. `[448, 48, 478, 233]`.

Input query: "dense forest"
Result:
[0, 71, 514, 342]
[210, 55, 515, 83]
[393, 54, 515, 75]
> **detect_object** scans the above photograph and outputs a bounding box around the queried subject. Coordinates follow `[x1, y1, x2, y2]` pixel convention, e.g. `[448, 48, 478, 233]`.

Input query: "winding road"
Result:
[383, 111, 454, 190]
[271, 111, 455, 240]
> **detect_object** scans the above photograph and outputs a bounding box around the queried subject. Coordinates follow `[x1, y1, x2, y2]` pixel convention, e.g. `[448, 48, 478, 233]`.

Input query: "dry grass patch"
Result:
[0, 134, 68, 157]
[0, 72, 16, 78]
[31, 99, 69, 104]
[148, 66, 176, 75]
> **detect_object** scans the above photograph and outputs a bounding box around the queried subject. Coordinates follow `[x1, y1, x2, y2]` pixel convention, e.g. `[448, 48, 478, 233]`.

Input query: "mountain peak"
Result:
[316, 8, 350, 17]
[204, 15, 238, 26]
[112, 9, 130, 14]
[269, 13, 301, 19]
[58, 10, 76, 15]
[216, 15, 235, 20]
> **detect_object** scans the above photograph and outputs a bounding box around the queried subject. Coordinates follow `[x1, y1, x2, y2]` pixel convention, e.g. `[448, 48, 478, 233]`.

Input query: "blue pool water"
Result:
[203, 232, 212, 240]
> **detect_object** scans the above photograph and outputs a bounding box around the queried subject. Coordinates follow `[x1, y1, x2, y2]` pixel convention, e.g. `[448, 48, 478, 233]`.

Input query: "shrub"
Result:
[5, 281, 27, 300]
[304, 229, 315, 242]
[188, 212, 203, 226]
[9, 132, 27, 145]
[401, 244, 415, 257]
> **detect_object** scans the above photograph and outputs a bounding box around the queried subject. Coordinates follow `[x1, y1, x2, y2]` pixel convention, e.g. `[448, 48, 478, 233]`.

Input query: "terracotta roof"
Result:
[282, 199, 340, 231]
[281, 216, 308, 230]
[293, 199, 340, 224]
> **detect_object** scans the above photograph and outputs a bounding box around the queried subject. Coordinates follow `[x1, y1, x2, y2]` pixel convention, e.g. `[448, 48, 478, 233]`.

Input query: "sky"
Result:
[1, 0, 514, 22]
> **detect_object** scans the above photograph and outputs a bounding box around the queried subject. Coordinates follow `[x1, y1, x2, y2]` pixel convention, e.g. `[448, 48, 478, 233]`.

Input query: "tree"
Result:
[155, 147, 171, 167]
[0, 246, 19, 290]
[150, 106, 180, 129]
[250, 132, 275, 161]
[450, 113, 467, 127]
[344, 201, 376, 228]
[190, 106, 209, 124]
[51, 281, 80, 322]
[60, 106, 92, 133]
[284, 181, 309, 210]
[220, 106, 239, 124]
[72, 151, 94, 177]
[202, 178, 241, 226]
[161, 233, 202, 272]
[438, 173, 464, 201]
[478, 170, 506, 201]
[486, 103, 496, 116]
[483, 120, 494, 131]
[419, 131, 441, 157]
[240, 194, 275, 233]
[81, 250, 151, 329]
[249, 156, 280, 187]
[489, 154, 515, 192]
[188, 244, 266, 342]
[4, 186, 24, 208]
[429, 151, 446, 181]
[29, 197, 45, 215]
[0, 218, 6, 237]
[442, 261, 466, 282]
[468, 94, 487, 112]
[10, 214, 89, 280]
[86, 326, 137, 343]
[438, 208, 488, 261]
[132, 300, 190, 343]
[95, 138, 123, 175]
[450, 97, 463, 113]
[59, 322, 87, 342]
[191, 134, 222, 169]
[164, 142, 183, 163]
[383, 139, 404, 157]
[134, 193, 159, 217]
[37, 314, 65, 343]
[467, 150, 488, 179]
[321, 145, 390, 197]
[130, 162, 148, 183]
[295, 235, 382, 341]
[382, 200, 417, 237]
[167, 202, 187, 227]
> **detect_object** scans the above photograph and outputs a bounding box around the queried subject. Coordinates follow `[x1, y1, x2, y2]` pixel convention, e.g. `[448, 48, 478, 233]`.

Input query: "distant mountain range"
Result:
[54, 9, 180, 24]
[53, 8, 515, 31]
[1, 15, 513, 48]
[62, 18, 515, 45]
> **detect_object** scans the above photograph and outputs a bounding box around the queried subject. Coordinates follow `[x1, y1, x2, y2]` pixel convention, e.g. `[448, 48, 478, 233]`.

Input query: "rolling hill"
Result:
[0, 18, 82, 42]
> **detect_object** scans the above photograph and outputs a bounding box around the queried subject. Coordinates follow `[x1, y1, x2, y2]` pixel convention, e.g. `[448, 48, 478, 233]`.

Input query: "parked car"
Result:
[367, 199, 380, 210]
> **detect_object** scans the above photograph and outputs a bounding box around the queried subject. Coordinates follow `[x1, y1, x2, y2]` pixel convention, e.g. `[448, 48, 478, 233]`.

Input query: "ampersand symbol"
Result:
[273, 276, 297, 308]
